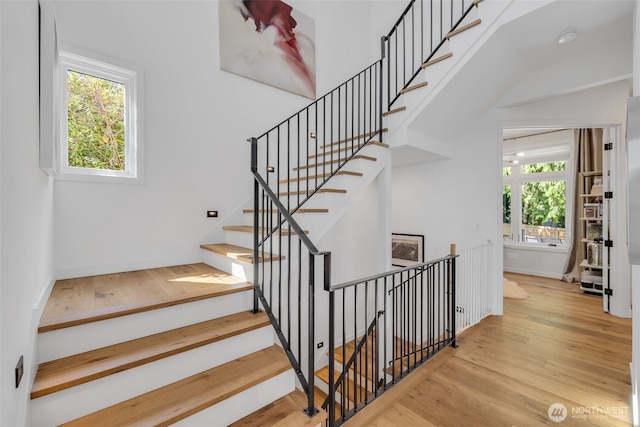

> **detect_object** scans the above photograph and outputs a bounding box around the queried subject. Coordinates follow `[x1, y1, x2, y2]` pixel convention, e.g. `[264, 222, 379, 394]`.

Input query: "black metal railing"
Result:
[251, 140, 331, 416]
[384, 0, 478, 109]
[324, 254, 458, 426]
[248, 0, 478, 422]
[251, 60, 384, 218]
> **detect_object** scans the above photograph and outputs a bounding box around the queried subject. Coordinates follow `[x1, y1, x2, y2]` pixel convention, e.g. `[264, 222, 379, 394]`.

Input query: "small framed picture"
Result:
[392, 233, 424, 267]
[586, 223, 602, 241]
[584, 203, 599, 218]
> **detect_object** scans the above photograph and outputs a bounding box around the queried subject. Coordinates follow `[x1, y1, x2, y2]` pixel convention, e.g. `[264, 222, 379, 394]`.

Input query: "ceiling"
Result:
[406, 0, 635, 145]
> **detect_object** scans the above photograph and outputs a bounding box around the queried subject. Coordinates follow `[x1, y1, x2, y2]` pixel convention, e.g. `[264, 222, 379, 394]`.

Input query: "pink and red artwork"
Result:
[219, 0, 316, 99]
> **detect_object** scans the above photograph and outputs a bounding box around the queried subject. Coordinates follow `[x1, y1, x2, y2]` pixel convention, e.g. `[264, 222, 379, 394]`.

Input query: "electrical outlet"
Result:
[456, 306, 464, 313]
[15, 356, 23, 388]
[317, 342, 324, 349]
[206, 210, 218, 218]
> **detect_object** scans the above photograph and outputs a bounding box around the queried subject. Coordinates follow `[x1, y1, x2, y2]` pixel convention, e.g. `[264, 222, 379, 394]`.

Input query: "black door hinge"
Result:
[605, 240, 613, 247]
[604, 191, 613, 199]
[604, 288, 613, 296]
[604, 143, 613, 151]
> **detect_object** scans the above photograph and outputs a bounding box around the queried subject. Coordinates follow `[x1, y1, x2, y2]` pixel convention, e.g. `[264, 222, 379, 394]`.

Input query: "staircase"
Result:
[30, 0, 503, 425]
[31, 263, 324, 426]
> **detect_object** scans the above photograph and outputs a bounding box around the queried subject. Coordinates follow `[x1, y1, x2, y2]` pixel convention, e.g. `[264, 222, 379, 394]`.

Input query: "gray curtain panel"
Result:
[563, 128, 603, 283]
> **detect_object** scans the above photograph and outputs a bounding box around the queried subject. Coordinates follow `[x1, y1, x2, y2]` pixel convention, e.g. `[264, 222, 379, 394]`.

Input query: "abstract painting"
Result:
[219, 0, 316, 99]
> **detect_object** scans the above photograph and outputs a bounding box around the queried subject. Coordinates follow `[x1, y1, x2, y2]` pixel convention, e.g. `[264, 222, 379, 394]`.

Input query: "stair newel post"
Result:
[306, 253, 316, 417]
[250, 137, 259, 314]
[326, 253, 335, 426]
[449, 244, 458, 348]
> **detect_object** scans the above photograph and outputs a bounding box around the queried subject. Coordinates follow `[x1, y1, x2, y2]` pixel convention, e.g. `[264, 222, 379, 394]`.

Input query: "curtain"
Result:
[563, 128, 603, 283]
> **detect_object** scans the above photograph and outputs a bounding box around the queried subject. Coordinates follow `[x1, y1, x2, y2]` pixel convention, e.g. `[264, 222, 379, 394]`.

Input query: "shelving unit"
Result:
[579, 170, 607, 294]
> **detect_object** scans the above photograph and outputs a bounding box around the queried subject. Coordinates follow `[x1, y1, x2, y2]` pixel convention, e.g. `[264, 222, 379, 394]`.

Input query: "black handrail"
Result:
[384, 0, 479, 109]
[321, 310, 385, 410]
[249, 0, 477, 422]
[326, 254, 458, 426]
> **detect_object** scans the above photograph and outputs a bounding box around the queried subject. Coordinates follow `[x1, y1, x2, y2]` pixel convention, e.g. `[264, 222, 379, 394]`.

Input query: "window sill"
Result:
[503, 242, 570, 253]
[52, 170, 144, 185]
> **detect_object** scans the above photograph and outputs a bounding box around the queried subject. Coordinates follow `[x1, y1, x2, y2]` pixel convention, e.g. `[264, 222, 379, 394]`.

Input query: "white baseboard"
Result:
[503, 267, 563, 280]
[53, 254, 200, 280]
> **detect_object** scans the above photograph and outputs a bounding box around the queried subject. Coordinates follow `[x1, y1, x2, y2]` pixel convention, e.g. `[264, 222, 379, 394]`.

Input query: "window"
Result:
[503, 145, 571, 246]
[58, 51, 142, 182]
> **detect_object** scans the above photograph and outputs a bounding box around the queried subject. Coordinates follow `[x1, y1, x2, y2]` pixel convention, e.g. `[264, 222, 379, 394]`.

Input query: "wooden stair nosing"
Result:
[38, 267, 252, 334]
[200, 243, 283, 263]
[307, 141, 389, 160]
[382, 106, 407, 117]
[292, 155, 377, 171]
[421, 52, 453, 69]
[243, 208, 329, 214]
[230, 389, 327, 427]
[223, 225, 309, 235]
[315, 366, 373, 404]
[446, 18, 482, 39]
[59, 345, 291, 427]
[314, 386, 343, 416]
[278, 188, 347, 197]
[400, 81, 428, 94]
[319, 128, 389, 150]
[31, 311, 271, 399]
[278, 170, 363, 183]
[474, 0, 485, 6]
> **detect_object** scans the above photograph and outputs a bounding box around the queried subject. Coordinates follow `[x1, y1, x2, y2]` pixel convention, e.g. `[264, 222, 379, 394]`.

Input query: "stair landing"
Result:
[39, 263, 251, 332]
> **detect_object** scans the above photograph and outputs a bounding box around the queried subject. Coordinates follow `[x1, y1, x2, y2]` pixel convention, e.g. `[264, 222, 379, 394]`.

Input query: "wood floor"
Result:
[39, 263, 250, 332]
[343, 273, 632, 427]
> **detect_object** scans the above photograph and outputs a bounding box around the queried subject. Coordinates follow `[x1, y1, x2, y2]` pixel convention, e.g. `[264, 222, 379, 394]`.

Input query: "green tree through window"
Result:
[67, 70, 125, 170]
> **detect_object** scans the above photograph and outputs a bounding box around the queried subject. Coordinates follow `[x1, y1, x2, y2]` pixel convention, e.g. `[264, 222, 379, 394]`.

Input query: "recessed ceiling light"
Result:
[516, 152, 525, 157]
[557, 30, 577, 44]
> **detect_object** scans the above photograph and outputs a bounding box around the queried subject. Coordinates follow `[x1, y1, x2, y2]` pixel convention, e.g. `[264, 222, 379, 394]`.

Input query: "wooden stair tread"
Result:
[422, 52, 453, 69]
[38, 264, 251, 333]
[278, 188, 347, 196]
[382, 106, 407, 117]
[230, 389, 326, 427]
[293, 155, 377, 171]
[446, 18, 481, 39]
[243, 208, 330, 214]
[400, 81, 428, 94]
[60, 345, 291, 427]
[315, 366, 372, 402]
[200, 243, 283, 263]
[279, 171, 363, 183]
[314, 386, 342, 415]
[31, 311, 270, 399]
[320, 128, 388, 149]
[307, 141, 389, 160]
[223, 225, 309, 235]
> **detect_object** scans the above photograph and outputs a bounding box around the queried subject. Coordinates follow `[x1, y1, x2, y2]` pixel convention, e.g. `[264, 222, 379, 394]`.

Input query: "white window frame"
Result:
[503, 145, 573, 248]
[57, 49, 143, 183]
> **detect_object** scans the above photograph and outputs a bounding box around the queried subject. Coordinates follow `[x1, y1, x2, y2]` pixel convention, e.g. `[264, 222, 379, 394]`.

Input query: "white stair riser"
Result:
[277, 173, 357, 191]
[223, 230, 308, 254]
[173, 370, 295, 427]
[201, 249, 255, 283]
[38, 290, 253, 362]
[31, 326, 275, 427]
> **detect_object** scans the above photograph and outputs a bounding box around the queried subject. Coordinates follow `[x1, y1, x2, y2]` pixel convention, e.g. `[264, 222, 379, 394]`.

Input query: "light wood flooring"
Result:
[39, 263, 250, 332]
[343, 273, 632, 427]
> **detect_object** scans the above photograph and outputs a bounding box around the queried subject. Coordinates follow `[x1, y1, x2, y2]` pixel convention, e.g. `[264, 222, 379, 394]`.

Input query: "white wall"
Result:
[51, 0, 378, 279]
[1, 1, 56, 425]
